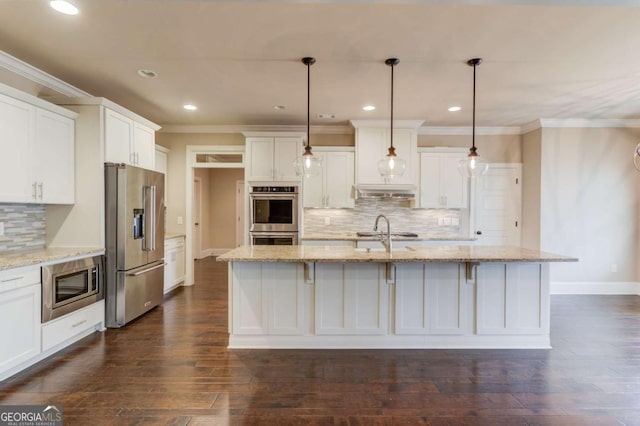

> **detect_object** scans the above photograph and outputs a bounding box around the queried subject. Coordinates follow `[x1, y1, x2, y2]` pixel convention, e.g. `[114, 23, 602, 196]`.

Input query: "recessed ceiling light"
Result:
[363, 105, 376, 111]
[274, 105, 286, 110]
[183, 104, 197, 111]
[448, 106, 461, 112]
[137, 69, 158, 79]
[50, 0, 79, 15]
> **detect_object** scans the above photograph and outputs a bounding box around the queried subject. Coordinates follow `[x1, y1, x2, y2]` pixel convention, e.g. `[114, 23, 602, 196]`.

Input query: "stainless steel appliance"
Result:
[249, 186, 299, 245]
[42, 255, 104, 323]
[104, 163, 164, 328]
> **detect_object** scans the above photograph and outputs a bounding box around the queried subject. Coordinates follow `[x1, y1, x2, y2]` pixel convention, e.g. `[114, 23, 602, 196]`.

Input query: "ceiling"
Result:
[1, 0, 640, 129]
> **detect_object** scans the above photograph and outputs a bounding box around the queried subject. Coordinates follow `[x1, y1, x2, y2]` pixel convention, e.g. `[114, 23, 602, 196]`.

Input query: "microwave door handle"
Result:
[149, 185, 156, 251]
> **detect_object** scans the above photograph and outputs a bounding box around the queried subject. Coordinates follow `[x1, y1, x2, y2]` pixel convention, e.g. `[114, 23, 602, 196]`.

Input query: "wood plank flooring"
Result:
[1, 257, 640, 425]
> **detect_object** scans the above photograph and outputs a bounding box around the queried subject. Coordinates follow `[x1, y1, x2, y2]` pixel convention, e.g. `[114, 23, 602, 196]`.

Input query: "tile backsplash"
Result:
[303, 198, 465, 237]
[0, 203, 46, 253]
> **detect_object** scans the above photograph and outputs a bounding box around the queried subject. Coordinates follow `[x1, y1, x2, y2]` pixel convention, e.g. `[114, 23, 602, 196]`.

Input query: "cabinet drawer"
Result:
[41, 300, 104, 352]
[0, 267, 40, 293]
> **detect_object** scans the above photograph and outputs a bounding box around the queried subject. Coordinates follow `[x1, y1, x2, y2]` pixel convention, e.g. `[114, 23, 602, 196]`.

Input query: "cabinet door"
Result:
[246, 138, 274, 181]
[315, 263, 388, 335]
[0, 94, 33, 203]
[274, 137, 302, 181]
[325, 151, 354, 208]
[419, 153, 442, 208]
[355, 127, 386, 184]
[303, 153, 325, 208]
[265, 263, 304, 335]
[33, 109, 75, 204]
[440, 153, 468, 208]
[163, 246, 177, 294]
[389, 129, 415, 185]
[175, 240, 185, 284]
[133, 123, 155, 170]
[0, 283, 41, 375]
[104, 109, 134, 164]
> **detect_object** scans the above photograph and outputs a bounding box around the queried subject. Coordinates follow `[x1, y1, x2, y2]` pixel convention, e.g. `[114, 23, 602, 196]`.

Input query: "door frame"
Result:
[185, 145, 245, 286]
[192, 176, 202, 260]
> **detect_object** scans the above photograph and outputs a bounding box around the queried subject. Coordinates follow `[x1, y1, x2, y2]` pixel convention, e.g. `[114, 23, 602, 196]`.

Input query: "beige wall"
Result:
[209, 168, 244, 249]
[419, 134, 521, 163]
[538, 127, 640, 283]
[521, 128, 542, 250]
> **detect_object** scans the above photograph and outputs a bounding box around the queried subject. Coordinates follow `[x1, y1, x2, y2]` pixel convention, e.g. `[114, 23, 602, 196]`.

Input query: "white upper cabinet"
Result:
[303, 149, 355, 208]
[419, 149, 468, 209]
[244, 134, 303, 182]
[0, 86, 76, 205]
[105, 109, 156, 169]
[352, 120, 422, 186]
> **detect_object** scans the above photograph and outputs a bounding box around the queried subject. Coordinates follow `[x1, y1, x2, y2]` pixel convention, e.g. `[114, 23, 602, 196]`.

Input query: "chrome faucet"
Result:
[374, 214, 392, 253]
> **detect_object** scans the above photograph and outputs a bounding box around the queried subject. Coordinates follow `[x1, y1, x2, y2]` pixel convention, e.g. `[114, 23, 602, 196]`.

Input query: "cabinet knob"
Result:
[476, 231, 482, 235]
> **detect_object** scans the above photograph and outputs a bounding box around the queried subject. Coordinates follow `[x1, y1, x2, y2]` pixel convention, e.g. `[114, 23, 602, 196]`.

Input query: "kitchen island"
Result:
[217, 245, 577, 349]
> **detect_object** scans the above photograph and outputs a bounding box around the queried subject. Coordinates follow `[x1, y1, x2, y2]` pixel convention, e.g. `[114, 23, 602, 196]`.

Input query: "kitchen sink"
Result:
[356, 231, 418, 238]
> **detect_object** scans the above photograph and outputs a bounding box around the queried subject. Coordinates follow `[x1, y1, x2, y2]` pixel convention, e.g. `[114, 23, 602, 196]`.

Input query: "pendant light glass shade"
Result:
[634, 142, 640, 172]
[458, 58, 489, 178]
[379, 58, 406, 179]
[294, 57, 322, 178]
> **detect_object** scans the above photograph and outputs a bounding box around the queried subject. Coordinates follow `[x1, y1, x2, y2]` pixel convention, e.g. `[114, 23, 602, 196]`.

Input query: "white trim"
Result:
[520, 120, 542, 134]
[0, 50, 90, 98]
[350, 119, 424, 129]
[419, 126, 521, 136]
[242, 130, 306, 138]
[0, 82, 78, 119]
[155, 145, 170, 154]
[418, 146, 468, 154]
[161, 124, 352, 135]
[551, 281, 640, 295]
[311, 146, 355, 152]
[540, 118, 640, 128]
[228, 334, 550, 350]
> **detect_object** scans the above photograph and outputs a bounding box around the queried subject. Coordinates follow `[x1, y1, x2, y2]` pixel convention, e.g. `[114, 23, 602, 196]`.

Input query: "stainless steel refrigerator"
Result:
[104, 163, 164, 328]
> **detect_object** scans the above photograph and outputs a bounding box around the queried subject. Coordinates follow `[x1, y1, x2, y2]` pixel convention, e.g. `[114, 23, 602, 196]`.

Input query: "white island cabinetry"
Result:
[219, 245, 575, 349]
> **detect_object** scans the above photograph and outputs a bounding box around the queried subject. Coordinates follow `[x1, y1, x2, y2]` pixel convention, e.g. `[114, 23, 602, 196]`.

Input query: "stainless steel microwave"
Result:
[42, 255, 104, 323]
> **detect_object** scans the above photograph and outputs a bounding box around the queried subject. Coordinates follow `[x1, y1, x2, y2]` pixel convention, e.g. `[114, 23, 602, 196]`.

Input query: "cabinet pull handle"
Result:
[1, 276, 22, 283]
[72, 319, 87, 328]
[32, 182, 37, 200]
[38, 182, 43, 200]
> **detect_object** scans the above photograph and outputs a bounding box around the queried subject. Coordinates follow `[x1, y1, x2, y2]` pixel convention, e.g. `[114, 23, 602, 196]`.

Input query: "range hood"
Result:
[355, 184, 416, 199]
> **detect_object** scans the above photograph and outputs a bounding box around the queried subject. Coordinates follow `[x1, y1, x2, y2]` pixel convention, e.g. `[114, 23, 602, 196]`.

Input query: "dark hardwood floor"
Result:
[1, 257, 640, 425]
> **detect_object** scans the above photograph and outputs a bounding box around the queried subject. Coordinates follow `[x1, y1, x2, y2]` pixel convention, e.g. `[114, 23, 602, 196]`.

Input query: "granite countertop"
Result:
[301, 233, 474, 242]
[0, 247, 105, 271]
[165, 233, 186, 240]
[216, 245, 578, 263]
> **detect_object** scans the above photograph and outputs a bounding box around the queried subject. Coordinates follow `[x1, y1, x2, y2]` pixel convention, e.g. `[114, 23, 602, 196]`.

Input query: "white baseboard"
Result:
[551, 281, 640, 295]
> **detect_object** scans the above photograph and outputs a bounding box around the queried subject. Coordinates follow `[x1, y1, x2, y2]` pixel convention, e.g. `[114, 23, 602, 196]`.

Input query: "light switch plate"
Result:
[177, 216, 183, 225]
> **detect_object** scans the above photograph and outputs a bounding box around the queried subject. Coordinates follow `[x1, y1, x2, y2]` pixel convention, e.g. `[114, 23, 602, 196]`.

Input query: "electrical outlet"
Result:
[177, 216, 183, 225]
[611, 264, 618, 273]
[0, 222, 4, 236]
[324, 217, 331, 225]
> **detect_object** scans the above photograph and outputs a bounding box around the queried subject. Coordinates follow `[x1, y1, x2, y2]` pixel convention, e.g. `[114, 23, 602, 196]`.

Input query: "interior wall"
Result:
[521, 128, 541, 250]
[209, 168, 244, 249]
[419, 134, 521, 163]
[539, 127, 640, 283]
[156, 132, 244, 236]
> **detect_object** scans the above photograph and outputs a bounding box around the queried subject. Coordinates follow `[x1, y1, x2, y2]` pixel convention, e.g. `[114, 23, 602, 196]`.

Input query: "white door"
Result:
[474, 165, 522, 246]
[236, 180, 245, 247]
[0, 94, 33, 203]
[192, 177, 202, 260]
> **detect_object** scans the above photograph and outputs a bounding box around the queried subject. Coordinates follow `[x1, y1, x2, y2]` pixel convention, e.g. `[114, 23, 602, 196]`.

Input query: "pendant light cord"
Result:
[390, 61, 394, 150]
[307, 59, 310, 149]
[472, 61, 476, 150]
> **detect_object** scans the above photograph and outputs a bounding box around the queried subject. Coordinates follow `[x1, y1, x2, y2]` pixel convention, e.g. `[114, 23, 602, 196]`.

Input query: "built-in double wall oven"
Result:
[41, 255, 104, 323]
[249, 186, 299, 245]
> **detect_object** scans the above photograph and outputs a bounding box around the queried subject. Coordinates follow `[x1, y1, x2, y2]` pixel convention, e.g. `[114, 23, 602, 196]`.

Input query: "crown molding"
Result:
[350, 119, 424, 129]
[520, 120, 542, 134]
[160, 124, 353, 134]
[0, 50, 90, 98]
[539, 118, 640, 128]
[419, 126, 521, 136]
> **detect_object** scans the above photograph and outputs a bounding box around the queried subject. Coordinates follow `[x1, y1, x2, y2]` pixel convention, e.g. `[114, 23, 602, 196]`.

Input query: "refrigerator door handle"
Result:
[141, 186, 149, 251]
[126, 263, 164, 277]
[149, 185, 156, 251]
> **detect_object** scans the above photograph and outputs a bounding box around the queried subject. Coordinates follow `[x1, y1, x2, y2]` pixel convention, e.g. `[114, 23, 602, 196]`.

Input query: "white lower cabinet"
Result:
[41, 301, 104, 352]
[0, 267, 41, 377]
[231, 263, 304, 335]
[395, 263, 468, 335]
[164, 236, 185, 293]
[314, 263, 388, 335]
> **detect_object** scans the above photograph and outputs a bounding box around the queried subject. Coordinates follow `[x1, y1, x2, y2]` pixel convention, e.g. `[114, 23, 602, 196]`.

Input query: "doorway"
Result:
[473, 164, 522, 246]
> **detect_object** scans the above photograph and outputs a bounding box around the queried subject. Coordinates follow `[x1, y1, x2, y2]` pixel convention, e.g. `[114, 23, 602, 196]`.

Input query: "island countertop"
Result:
[216, 245, 577, 263]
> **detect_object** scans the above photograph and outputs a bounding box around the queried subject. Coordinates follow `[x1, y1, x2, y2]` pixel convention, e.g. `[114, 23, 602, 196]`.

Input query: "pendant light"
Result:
[458, 58, 489, 178]
[294, 57, 322, 177]
[378, 58, 407, 179]
[634, 142, 640, 171]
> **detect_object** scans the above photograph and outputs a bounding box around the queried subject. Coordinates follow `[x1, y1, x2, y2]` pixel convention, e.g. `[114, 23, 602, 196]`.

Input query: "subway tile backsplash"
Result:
[0, 203, 46, 253]
[303, 198, 464, 236]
